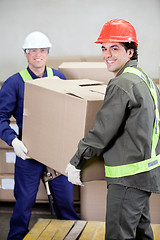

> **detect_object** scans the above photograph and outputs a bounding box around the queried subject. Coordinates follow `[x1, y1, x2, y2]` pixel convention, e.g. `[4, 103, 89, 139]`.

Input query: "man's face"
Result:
[101, 42, 134, 76]
[24, 48, 49, 70]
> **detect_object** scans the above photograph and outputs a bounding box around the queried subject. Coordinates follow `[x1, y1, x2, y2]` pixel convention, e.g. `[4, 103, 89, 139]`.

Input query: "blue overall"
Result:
[0, 67, 80, 240]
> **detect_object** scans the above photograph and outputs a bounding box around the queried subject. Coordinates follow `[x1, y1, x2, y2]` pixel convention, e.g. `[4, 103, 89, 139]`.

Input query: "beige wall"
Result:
[0, 0, 160, 81]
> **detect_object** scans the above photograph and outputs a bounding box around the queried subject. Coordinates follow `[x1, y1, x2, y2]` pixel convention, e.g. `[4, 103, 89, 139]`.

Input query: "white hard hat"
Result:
[22, 31, 52, 50]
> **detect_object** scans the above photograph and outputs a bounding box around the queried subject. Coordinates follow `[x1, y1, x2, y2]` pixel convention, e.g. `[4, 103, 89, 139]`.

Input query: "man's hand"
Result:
[12, 138, 30, 160]
[65, 163, 84, 186]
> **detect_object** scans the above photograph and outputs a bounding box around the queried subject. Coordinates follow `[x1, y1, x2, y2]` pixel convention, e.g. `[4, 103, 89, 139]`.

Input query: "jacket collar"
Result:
[116, 60, 138, 77]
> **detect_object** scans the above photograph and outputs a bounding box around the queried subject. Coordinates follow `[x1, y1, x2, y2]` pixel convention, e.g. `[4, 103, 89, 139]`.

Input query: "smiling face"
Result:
[101, 42, 134, 76]
[24, 48, 49, 75]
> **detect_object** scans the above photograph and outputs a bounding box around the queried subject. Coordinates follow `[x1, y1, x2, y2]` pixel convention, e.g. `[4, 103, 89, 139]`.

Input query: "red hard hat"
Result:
[95, 19, 138, 45]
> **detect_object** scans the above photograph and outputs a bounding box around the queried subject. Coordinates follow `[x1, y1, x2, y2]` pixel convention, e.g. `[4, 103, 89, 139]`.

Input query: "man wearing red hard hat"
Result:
[66, 19, 160, 239]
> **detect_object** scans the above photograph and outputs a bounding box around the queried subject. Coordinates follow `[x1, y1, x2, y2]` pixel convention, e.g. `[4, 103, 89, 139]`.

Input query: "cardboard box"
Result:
[58, 62, 114, 84]
[0, 174, 45, 202]
[46, 56, 82, 70]
[81, 156, 105, 181]
[81, 56, 103, 62]
[80, 180, 107, 221]
[0, 116, 17, 149]
[0, 174, 48, 202]
[150, 193, 160, 224]
[0, 149, 16, 174]
[22, 77, 106, 181]
[0, 174, 79, 203]
[0, 174, 15, 201]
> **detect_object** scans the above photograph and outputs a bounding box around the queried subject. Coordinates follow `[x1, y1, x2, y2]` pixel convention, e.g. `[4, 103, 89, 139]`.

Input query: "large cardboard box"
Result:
[80, 180, 107, 221]
[58, 62, 114, 84]
[22, 77, 106, 181]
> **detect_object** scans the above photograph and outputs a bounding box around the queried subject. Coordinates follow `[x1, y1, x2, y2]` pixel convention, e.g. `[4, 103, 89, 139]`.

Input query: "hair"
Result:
[121, 42, 138, 60]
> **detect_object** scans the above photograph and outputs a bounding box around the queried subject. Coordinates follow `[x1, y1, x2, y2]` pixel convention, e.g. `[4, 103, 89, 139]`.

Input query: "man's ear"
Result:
[128, 49, 134, 58]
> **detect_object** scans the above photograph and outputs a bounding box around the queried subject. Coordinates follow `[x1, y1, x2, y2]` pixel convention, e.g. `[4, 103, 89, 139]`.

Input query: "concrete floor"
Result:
[0, 202, 62, 240]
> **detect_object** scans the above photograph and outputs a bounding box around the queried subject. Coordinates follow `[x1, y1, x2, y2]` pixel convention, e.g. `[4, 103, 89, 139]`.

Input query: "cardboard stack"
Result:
[0, 117, 17, 201]
[58, 62, 114, 85]
[46, 56, 103, 70]
[46, 56, 82, 70]
[0, 117, 49, 202]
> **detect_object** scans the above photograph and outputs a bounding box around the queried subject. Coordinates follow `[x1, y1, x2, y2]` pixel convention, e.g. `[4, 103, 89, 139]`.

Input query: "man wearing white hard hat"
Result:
[0, 31, 80, 240]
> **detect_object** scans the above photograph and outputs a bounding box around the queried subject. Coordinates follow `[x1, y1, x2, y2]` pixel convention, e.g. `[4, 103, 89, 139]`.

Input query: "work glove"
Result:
[65, 163, 84, 186]
[12, 138, 30, 160]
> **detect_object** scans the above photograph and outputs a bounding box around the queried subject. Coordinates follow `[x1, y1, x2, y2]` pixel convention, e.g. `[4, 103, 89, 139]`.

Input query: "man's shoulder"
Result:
[3, 71, 24, 87]
[51, 68, 66, 80]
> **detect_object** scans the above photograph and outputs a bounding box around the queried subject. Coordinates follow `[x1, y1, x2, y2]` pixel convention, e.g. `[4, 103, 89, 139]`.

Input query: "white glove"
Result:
[12, 138, 30, 160]
[65, 163, 84, 186]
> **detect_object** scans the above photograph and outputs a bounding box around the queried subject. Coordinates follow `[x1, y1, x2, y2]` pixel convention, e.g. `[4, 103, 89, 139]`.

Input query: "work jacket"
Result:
[0, 67, 66, 146]
[70, 60, 160, 193]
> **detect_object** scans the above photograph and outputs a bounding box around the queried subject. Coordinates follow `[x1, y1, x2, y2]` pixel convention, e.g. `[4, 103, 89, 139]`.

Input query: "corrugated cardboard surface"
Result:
[0, 116, 17, 149]
[80, 180, 107, 221]
[46, 56, 82, 70]
[22, 77, 106, 181]
[0, 173, 79, 202]
[58, 62, 114, 84]
[0, 149, 16, 174]
[46, 56, 103, 70]
[0, 174, 48, 202]
[150, 193, 160, 224]
[0, 174, 15, 201]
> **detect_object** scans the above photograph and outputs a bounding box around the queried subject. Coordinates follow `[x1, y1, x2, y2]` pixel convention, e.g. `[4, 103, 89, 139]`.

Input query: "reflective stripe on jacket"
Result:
[105, 67, 160, 178]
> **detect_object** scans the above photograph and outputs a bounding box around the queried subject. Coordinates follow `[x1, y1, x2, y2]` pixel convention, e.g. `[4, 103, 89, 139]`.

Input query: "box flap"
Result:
[25, 77, 106, 100]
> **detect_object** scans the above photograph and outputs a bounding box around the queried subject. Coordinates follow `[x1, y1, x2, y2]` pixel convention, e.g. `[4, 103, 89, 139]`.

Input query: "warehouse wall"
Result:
[0, 0, 160, 82]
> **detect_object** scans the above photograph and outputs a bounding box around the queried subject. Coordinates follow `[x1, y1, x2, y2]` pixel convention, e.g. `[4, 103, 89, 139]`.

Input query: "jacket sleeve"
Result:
[0, 78, 18, 145]
[70, 83, 130, 169]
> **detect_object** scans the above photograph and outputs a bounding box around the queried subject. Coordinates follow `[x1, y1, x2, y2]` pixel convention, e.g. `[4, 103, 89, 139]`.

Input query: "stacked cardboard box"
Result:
[46, 56, 103, 70]
[46, 56, 82, 70]
[0, 117, 17, 175]
[0, 117, 18, 201]
[58, 62, 114, 84]
[0, 117, 49, 202]
[0, 120, 79, 203]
